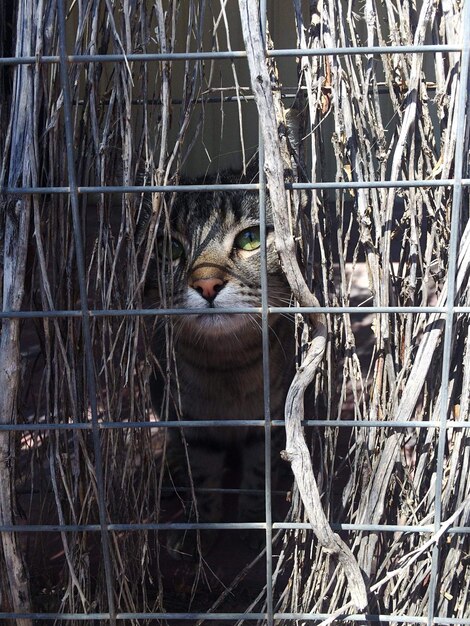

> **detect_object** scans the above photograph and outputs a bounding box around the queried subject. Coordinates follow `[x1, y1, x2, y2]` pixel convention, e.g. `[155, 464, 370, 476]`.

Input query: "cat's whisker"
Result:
[244, 313, 263, 336]
[269, 313, 296, 328]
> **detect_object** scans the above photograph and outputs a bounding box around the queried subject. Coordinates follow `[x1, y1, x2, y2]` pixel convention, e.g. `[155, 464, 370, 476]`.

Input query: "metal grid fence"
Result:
[1, 0, 469, 624]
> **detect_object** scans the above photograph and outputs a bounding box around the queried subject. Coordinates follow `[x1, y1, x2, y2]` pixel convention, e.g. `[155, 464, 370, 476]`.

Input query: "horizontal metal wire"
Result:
[0, 43, 463, 66]
[276, 616, 469, 625]
[2, 306, 470, 319]
[0, 612, 467, 624]
[0, 522, 265, 532]
[1, 520, 468, 534]
[2, 419, 470, 432]
[70, 80, 439, 107]
[275, 523, 470, 535]
[2, 178, 470, 195]
[272, 44, 464, 56]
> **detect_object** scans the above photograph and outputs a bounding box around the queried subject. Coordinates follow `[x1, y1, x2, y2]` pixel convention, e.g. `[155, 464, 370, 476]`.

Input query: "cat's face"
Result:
[155, 188, 291, 338]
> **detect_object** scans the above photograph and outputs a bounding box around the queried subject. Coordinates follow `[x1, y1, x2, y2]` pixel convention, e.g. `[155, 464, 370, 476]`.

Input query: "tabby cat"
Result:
[149, 173, 295, 555]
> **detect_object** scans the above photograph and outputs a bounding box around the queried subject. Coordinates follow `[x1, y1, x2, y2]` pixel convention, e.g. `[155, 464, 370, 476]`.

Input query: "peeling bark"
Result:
[0, 1, 43, 623]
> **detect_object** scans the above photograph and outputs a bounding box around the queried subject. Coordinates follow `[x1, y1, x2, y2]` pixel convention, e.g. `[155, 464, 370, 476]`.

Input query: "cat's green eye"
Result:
[157, 237, 184, 261]
[234, 227, 261, 252]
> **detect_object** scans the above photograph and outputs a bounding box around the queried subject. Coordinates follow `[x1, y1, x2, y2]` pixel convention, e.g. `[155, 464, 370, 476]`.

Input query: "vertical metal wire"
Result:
[55, 0, 116, 622]
[426, 4, 470, 625]
[258, 1, 274, 624]
[0, 3, 465, 623]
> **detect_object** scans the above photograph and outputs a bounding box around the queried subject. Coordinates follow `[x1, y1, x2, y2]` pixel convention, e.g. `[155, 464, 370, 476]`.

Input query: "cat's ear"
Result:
[134, 167, 181, 247]
[285, 98, 311, 215]
[134, 193, 153, 248]
[285, 105, 303, 158]
[131, 164, 155, 248]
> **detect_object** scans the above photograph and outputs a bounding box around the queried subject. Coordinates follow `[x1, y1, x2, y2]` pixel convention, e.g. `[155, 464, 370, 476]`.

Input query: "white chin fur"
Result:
[184, 311, 256, 336]
[180, 285, 259, 335]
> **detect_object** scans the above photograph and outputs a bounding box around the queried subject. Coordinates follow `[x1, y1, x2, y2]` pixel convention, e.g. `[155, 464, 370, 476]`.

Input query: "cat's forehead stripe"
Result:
[171, 190, 261, 233]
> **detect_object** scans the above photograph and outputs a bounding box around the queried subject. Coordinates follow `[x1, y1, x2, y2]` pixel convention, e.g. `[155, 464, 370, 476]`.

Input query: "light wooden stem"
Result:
[238, 0, 368, 611]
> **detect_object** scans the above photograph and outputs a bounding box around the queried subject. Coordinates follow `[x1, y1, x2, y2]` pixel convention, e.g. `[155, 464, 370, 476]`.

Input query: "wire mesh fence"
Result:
[0, 0, 469, 625]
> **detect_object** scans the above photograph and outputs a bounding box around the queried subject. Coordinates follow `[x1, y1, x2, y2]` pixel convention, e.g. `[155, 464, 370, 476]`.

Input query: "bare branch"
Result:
[238, 0, 368, 612]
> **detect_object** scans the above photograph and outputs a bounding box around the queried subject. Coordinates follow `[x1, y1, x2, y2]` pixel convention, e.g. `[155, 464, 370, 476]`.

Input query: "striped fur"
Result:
[149, 177, 295, 554]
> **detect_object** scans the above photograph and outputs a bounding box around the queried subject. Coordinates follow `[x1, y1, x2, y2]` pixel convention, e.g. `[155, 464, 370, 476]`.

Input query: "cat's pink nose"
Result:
[191, 277, 225, 302]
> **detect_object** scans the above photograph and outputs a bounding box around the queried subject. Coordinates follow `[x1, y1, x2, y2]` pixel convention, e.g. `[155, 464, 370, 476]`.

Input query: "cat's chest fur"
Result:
[173, 315, 294, 423]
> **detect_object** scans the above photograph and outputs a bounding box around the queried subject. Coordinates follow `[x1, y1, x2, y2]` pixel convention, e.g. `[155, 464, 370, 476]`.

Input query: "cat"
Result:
[147, 172, 296, 556]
